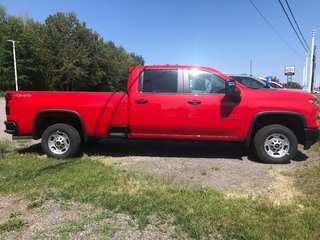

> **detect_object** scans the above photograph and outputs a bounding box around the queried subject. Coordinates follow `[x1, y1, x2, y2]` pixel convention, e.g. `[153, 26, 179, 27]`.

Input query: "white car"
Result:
[261, 79, 285, 89]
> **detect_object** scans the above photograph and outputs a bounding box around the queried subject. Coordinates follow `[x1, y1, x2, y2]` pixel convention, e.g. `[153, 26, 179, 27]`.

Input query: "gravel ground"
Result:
[86, 139, 314, 204]
[0, 195, 175, 240]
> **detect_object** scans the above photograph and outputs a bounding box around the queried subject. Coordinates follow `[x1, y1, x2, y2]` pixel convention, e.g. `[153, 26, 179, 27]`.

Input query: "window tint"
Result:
[231, 76, 267, 89]
[141, 69, 178, 93]
[189, 70, 225, 94]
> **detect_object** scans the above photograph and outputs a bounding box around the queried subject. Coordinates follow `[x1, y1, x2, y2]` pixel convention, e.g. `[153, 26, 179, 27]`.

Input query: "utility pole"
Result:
[310, 45, 316, 92]
[7, 40, 19, 91]
[308, 30, 316, 93]
[250, 60, 252, 76]
[303, 56, 308, 87]
[302, 64, 306, 86]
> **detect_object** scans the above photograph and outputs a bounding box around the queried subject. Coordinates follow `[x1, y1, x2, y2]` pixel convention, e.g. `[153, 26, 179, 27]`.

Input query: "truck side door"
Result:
[129, 68, 185, 138]
[183, 69, 247, 140]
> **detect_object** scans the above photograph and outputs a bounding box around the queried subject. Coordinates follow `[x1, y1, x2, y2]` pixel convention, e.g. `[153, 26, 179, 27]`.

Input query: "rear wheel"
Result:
[41, 123, 81, 159]
[254, 124, 297, 164]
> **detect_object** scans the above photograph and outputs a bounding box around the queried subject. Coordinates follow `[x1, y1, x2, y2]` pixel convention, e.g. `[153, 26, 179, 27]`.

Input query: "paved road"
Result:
[0, 98, 11, 140]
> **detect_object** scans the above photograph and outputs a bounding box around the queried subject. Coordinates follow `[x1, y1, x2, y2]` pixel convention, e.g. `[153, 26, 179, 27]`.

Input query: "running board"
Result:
[108, 125, 128, 138]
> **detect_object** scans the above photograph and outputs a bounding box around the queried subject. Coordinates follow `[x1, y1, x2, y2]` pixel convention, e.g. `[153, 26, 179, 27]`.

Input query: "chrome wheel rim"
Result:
[48, 131, 70, 155]
[264, 133, 290, 158]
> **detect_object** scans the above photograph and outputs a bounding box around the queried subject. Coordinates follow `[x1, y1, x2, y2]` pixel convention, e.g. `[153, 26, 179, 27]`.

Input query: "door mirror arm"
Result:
[226, 80, 241, 103]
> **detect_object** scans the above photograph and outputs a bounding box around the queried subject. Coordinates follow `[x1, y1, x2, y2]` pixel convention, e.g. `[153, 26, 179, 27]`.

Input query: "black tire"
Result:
[41, 123, 81, 159]
[253, 124, 297, 164]
[87, 137, 100, 144]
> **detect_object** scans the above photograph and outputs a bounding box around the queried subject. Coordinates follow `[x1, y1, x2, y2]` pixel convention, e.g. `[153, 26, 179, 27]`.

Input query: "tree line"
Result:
[271, 76, 302, 89]
[0, 5, 144, 92]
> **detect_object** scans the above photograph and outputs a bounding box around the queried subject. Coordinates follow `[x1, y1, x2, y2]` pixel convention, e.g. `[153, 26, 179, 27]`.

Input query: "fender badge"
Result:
[14, 94, 31, 97]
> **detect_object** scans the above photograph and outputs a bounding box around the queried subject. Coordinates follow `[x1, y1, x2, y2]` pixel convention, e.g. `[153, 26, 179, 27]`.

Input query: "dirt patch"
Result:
[96, 155, 276, 193]
[0, 194, 175, 240]
[90, 140, 314, 205]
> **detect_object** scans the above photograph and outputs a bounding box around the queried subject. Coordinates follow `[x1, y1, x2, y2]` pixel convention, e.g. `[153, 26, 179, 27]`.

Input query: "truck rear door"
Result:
[129, 68, 185, 138]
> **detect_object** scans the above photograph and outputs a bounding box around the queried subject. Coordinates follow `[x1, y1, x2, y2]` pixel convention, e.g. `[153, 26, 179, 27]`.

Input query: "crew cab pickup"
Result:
[4, 65, 320, 163]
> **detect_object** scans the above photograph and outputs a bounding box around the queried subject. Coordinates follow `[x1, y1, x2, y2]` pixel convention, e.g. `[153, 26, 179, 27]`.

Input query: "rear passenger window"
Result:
[141, 69, 178, 93]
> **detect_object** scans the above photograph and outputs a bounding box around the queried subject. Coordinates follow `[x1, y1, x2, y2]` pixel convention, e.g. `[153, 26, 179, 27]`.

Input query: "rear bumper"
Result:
[4, 121, 32, 139]
[304, 127, 320, 150]
[4, 121, 19, 134]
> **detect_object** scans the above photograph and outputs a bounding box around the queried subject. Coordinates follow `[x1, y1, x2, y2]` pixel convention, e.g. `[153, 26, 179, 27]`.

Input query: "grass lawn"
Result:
[0, 141, 320, 239]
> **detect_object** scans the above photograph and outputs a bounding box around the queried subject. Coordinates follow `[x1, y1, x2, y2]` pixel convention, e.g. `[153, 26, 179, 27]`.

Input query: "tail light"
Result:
[5, 92, 13, 115]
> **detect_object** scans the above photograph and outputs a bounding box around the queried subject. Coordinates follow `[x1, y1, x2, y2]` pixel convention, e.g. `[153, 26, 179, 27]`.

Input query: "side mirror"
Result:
[226, 80, 241, 102]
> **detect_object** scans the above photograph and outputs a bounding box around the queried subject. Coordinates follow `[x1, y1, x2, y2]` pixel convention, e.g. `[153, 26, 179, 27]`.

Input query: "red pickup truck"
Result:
[4, 65, 320, 163]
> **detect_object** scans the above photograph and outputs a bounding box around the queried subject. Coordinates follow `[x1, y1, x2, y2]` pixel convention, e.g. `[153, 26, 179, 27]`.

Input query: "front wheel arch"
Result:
[245, 112, 306, 147]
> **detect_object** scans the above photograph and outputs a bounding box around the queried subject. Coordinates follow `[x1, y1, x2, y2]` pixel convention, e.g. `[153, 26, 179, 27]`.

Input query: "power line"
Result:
[247, 0, 303, 58]
[278, 0, 310, 56]
[284, 0, 310, 52]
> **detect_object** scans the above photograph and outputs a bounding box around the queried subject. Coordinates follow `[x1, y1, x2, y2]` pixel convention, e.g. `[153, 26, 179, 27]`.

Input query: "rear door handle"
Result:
[187, 100, 201, 105]
[135, 99, 148, 104]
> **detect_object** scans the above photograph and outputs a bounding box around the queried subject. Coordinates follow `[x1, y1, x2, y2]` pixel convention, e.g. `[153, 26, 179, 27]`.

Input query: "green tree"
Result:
[16, 18, 46, 90]
[43, 12, 90, 90]
[0, 6, 144, 92]
[0, 15, 26, 91]
[0, 5, 10, 90]
[102, 42, 144, 92]
[271, 76, 280, 83]
[285, 81, 302, 89]
[0, 5, 46, 91]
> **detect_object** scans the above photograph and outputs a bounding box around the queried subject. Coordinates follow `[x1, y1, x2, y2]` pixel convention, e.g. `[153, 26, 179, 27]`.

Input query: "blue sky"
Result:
[1, 0, 320, 85]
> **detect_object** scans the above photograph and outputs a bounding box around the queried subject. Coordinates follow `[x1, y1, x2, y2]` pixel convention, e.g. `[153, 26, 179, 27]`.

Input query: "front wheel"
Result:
[41, 123, 81, 159]
[254, 124, 297, 164]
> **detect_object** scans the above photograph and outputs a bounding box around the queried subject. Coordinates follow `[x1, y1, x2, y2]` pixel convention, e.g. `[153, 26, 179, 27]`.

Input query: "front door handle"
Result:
[135, 99, 148, 104]
[187, 100, 201, 105]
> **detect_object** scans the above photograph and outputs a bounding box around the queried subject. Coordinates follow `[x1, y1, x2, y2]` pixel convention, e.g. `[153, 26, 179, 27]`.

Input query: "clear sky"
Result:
[1, 0, 320, 85]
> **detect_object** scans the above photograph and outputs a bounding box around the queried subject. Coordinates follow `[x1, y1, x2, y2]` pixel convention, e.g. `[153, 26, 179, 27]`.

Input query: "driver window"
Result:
[188, 69, 225, 94]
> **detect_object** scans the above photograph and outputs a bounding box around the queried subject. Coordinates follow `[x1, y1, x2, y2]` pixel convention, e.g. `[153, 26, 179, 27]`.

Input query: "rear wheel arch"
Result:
[33, 109, 88, 142]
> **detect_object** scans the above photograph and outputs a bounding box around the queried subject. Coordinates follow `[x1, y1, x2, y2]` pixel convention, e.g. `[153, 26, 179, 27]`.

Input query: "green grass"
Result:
[95, 224, 117, 235]
[58, 211, 114, 237]
[0, 141, 12, 158]
[0, 203, 25, 234]
[1, 143, 320, 239]
[296, 141, 320, 204]
[0, 219, 26, 234]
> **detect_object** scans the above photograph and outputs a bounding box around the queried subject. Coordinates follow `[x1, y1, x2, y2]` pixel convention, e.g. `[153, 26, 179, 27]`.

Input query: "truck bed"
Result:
[6, 91, 128, 137]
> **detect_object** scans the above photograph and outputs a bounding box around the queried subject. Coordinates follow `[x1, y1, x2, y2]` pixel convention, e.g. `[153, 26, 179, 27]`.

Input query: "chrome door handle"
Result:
[135, 99, 148, 104]
[187, 100, 201, 105]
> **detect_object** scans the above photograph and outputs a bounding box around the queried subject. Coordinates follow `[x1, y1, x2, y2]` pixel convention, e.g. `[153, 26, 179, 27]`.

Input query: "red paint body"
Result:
[5, 65, 319, 142]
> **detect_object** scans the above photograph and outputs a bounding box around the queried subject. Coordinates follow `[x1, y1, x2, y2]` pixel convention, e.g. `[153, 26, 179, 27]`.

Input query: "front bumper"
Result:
[304, 127, 320, 150]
